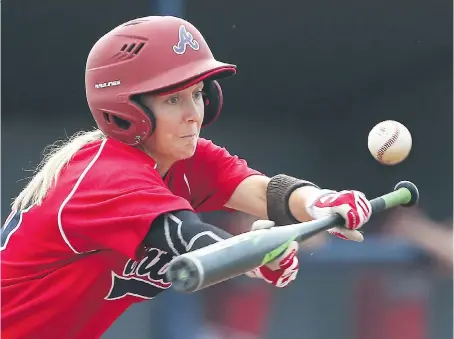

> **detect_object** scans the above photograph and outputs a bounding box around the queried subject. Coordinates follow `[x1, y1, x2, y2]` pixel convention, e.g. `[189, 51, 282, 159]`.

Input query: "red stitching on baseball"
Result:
[377, 121, 400, 161]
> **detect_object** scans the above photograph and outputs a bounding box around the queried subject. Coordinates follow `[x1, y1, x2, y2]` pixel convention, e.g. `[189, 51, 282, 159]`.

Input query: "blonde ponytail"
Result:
[12, 129, 106, 211]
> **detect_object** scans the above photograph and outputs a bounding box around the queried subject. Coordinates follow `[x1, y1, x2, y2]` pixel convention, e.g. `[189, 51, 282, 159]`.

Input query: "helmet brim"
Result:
[130, 59, 236, 96]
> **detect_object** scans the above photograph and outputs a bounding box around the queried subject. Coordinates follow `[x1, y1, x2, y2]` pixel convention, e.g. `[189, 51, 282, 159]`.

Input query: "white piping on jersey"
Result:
[183, 174, 191, 195]
[164, 215, 180, 256]
[57, 139, 108, 254]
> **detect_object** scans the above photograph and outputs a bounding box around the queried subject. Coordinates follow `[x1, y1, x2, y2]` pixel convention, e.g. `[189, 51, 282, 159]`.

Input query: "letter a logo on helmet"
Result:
[173, 25, 200, 55]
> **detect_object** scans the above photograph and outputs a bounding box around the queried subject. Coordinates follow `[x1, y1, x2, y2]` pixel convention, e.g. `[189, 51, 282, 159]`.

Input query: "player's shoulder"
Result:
[181, 138, 238, 175]
[192, 138, 229, 159]
[195, 137, 216, 151]
[69, 137, 162, 186]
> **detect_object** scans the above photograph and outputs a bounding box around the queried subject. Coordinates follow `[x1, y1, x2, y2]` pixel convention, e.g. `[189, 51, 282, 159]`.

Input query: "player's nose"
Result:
[183, 101, 203, 123]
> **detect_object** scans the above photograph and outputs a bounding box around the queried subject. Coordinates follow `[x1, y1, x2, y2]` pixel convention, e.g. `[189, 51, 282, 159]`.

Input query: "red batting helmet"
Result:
[85, 16, 237, 145]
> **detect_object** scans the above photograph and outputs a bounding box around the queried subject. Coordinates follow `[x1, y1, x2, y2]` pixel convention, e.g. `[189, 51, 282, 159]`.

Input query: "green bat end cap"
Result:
[394, 181, 419, 207]
[178, 270, 189, 281]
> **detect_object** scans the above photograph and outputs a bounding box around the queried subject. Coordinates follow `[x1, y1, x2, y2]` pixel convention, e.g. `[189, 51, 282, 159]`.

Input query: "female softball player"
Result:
[1, 16, 371, 339]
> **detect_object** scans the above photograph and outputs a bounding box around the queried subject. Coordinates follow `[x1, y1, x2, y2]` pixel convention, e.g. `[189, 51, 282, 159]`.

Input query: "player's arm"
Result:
[143, 210, 299, 288]
[191, 139, 370, 241]
[225, 174, 372, 242]
[224, 174, 321, 222]
[144, 210, 231, 255]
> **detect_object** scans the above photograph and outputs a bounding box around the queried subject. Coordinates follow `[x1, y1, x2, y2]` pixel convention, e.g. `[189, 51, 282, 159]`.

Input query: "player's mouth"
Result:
[180, 134, 197, 139]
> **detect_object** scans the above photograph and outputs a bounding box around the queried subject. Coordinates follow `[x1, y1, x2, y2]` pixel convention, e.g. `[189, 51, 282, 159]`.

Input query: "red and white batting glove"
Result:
[245, 220, 299, 288]
[306, 189, 372, 242]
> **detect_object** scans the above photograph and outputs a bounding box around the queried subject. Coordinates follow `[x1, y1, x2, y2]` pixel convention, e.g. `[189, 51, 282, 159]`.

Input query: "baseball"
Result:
[367, 120, 412, 165]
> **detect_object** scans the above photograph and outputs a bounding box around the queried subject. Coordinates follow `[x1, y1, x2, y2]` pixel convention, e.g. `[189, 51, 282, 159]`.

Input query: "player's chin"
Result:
[176, 144, 197, 160]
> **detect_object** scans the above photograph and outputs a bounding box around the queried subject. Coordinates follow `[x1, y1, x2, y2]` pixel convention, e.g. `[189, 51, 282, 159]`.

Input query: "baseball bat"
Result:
[166, 181, 419, 293]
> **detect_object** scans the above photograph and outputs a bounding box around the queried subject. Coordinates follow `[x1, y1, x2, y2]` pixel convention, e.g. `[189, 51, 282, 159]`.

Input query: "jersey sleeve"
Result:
[59, 168, 193, 261]
[187, 138, 263, 212]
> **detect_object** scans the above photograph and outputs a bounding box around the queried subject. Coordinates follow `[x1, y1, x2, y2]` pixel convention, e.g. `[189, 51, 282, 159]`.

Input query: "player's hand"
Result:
[245, 220, 299, 288]
[306, 189, 372, 242]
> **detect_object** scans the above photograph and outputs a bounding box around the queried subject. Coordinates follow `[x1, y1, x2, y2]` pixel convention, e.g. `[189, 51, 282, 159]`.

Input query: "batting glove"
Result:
[306, 189, 372, 242]
[245, 220, 299, 288]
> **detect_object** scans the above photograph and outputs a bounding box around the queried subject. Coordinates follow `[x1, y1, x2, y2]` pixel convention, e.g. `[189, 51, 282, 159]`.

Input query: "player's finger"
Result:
[328, 227, 364, 242]
[251, 220, 275, 231]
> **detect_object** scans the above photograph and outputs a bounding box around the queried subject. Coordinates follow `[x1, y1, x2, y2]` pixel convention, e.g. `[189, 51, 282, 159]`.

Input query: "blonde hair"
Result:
[12, 129, 106, 211]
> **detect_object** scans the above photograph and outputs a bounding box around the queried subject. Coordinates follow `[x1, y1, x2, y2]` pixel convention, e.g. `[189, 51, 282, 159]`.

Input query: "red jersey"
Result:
[1, 137, 260, 339]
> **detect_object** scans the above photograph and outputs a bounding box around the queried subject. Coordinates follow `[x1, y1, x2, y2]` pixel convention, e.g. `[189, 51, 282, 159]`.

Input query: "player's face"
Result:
[141, 82, 205, 165]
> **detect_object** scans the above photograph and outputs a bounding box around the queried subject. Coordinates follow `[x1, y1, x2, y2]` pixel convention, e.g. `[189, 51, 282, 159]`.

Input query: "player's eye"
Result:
[193, 90, 203, 100]
[166, 96, 179, 105]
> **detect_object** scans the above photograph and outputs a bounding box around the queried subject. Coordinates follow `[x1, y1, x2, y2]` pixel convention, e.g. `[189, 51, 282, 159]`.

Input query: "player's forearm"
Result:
[224, 175, 269, 219]
[225, 174, 321, 223]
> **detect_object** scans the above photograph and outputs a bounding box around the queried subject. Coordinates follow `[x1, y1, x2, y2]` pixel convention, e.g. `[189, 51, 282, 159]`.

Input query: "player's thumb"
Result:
[328, 227, 364, 242]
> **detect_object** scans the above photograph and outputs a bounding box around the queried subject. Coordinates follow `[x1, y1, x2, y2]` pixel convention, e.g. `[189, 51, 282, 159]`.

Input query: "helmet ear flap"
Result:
[102, 112, 131, 131]
[202, 80, 223, 126]
[130, 95, 157, 134]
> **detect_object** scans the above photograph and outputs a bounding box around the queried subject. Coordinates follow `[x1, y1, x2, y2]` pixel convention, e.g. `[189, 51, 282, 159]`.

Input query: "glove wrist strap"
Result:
[304, 189, 337, 219]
